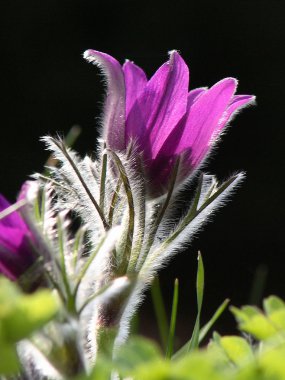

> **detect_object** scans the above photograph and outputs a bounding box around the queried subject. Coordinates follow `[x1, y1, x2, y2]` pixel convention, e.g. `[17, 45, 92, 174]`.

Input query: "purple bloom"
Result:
[84, 50, 255, 195]
[0, 193, 36, 280]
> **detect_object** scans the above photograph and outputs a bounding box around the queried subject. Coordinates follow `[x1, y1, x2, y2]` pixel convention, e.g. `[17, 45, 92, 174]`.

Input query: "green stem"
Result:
[72, 227, 86, 269]
[57, 216, 73, 312]
[127, 156, 146, 273]
[78, 282, 113, 315]
[99, 152, 108, 212]
[107, 150, 135, 273]
[137, 159, 180, 271]
[73, 235, 106, 301]
[107, 143, 134, 227]
[108, 178, 122, 226]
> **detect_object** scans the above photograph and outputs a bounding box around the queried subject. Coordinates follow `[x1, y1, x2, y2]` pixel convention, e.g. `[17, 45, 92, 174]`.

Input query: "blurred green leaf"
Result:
[114, 336, 161, 375]
[173, 350, 231, 380]
[263, 296, 285, 315]
[87, 355, 113, 380]
[0, 277, 58, 342]
[263, 296, 285, 332]
[131, 359, 171, 380]
[0, 277, 58, 375]
[0, 340, 19, 375]
[231, 305, 276, 340]
[231, 296, 285, 341]
[259, 343, 285, 379]
[219, 336, 254, 366]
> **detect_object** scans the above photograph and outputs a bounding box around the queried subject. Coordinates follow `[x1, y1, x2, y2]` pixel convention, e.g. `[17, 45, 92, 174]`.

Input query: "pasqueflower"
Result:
[0, 192, 36, 280]
[85, 50, 254, 195]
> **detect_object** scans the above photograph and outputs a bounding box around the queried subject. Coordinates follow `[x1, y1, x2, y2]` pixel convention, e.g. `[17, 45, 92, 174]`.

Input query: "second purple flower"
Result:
[0, 194, 36, 281]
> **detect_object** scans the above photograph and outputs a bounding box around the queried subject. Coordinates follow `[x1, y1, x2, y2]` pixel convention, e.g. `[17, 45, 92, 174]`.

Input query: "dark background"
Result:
[1, 0, 284, 345]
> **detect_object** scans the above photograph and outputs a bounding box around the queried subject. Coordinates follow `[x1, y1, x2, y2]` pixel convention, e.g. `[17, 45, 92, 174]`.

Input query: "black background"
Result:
[1, 0, 285, 345]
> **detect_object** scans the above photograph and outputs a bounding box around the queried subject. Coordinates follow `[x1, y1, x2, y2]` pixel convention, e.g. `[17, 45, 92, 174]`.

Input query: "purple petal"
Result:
[84, 50, 126, 151]
[187, 87, 208, 104]
[123, 61, 148, 145]
[0, 235, 35, 280]
[123, 60, 147, 117]
[0, 225, 28, 253]
[0, 194, 10, 211]
[0, 249, 20, 280]
[221, 94, 256, 128]
[0, 195, 27, 231]
[17, 181, 32, 201]
[176, 77, 238, 167]
[155, 88, 209, 162]
[127, 51, 189, 158]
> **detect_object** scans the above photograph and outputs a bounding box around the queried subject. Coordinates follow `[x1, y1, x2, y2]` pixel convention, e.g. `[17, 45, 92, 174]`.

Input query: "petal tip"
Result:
[248, 95, 257, 104]
[168, 49, 182, 63]
[209, 77, 238, 99]
[223, 77, 238, 88]
[83, 49, 95, 61]
[122, 59, 133, 70]
[168, 49, 179, 56]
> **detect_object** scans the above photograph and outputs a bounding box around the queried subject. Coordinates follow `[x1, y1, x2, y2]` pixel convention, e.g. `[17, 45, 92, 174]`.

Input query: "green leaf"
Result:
[264, 296, 285, 333]
[196, 252, 204, 315]
[219, 336, 254, 366]
[173, 299, 229, 360]
[77, 354, 112, 380]
[208, 333, 255, 369]
[166, 278, 179, 358]
[199, 299, 230, 343]
[173, 350, 230, 380]
[0, 277, 58, 343]
[0, 342, 19, 375]
[131, 359, 171, 380]
[187, 252, 204, 352]
[259, 343, 285, 379]
[114, 337, 162, 376]
[263, 296, 285, 315]
[5, 291, 58, 342]
[231, 303, 285, 340]
[151, 277, 169, 350]
[0, 278, 58, 375]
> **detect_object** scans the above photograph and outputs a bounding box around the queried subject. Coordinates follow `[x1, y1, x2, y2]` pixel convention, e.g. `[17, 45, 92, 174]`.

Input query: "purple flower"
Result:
[0, 193, 36, 280]
[84, 50, 255, 195]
